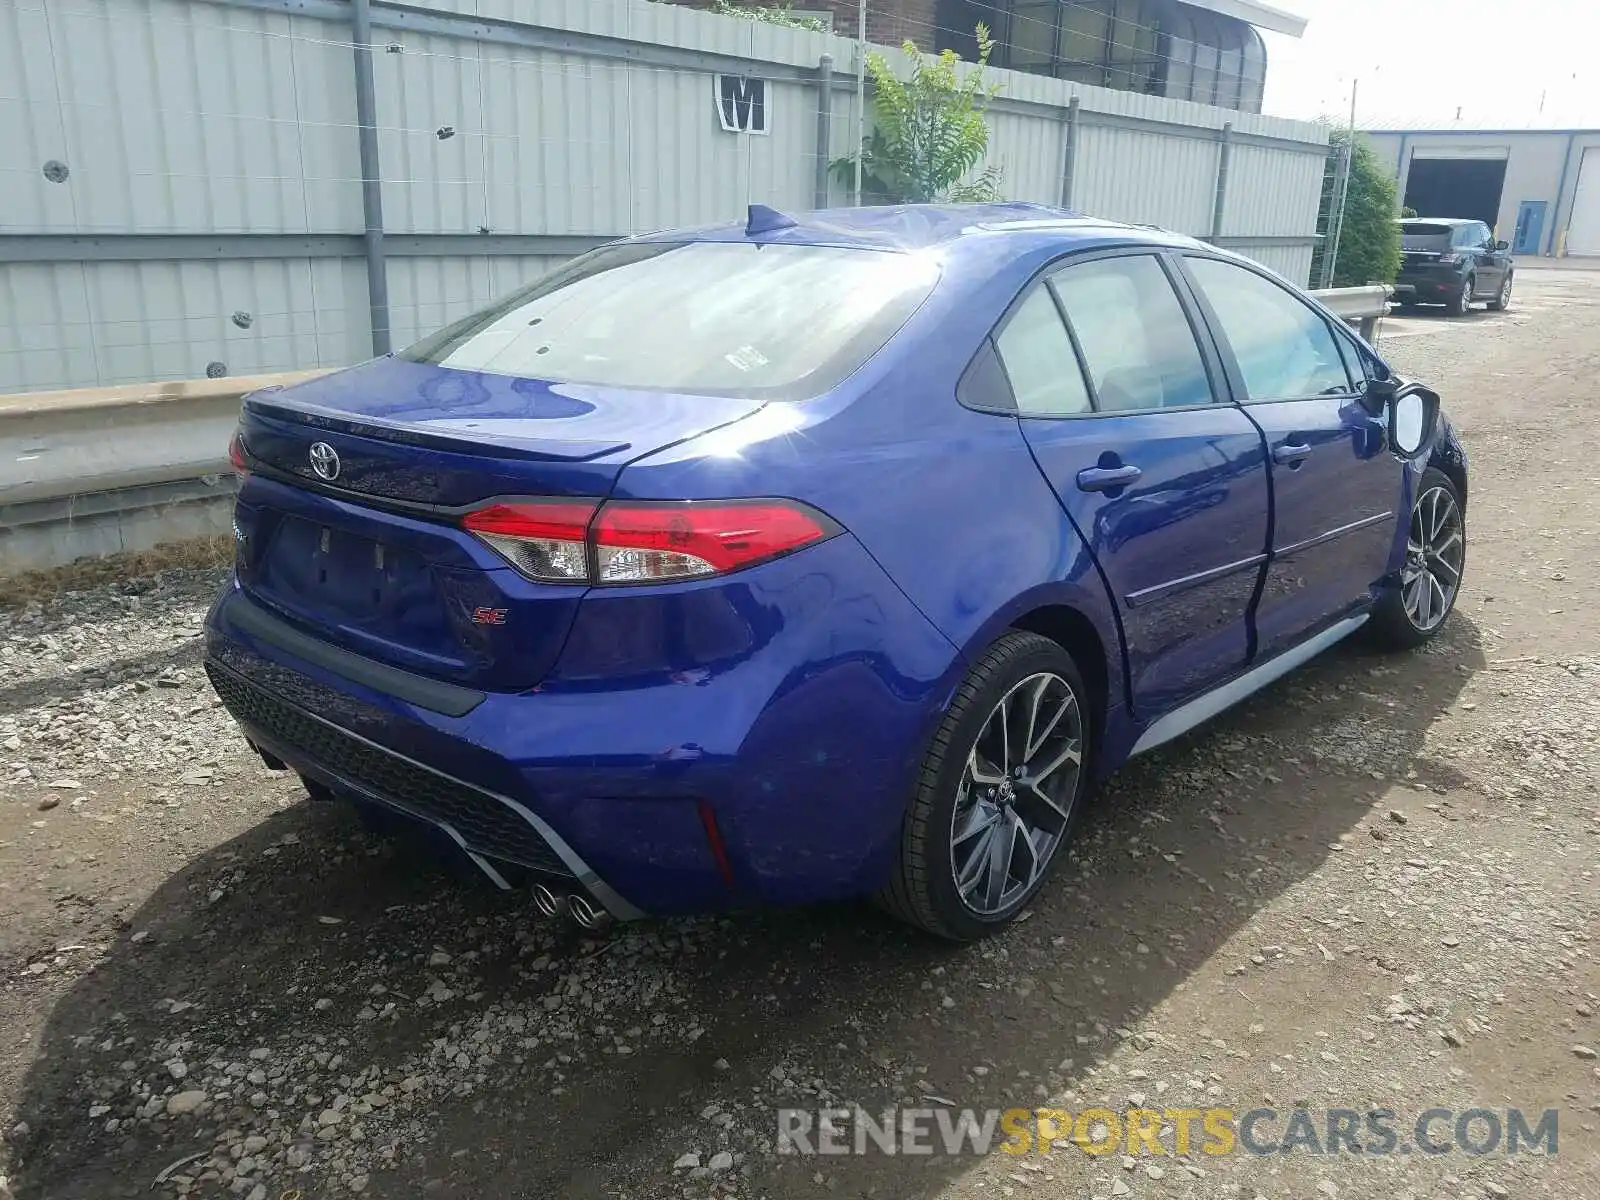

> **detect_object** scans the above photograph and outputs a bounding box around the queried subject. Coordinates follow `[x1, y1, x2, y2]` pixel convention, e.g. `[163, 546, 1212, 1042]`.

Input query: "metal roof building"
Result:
[1364, 128, 1600, 258]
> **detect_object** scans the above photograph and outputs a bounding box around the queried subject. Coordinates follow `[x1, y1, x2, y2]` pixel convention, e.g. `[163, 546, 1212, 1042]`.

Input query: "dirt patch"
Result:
[0, 539, 233, 612]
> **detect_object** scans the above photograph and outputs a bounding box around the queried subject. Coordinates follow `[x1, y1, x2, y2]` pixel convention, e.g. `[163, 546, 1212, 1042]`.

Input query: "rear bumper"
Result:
[204, 654, 646, 916]
[205, 533, 961, 916]
[1393, 268, 1467, 300]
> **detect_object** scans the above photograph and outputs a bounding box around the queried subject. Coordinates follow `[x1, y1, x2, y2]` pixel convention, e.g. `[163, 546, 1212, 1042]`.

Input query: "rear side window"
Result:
[1050, 255, 1216, 412]
[993, 288, 1092, 416]
[401, 241, 939, 400]
[1184, 257, 1353, 401]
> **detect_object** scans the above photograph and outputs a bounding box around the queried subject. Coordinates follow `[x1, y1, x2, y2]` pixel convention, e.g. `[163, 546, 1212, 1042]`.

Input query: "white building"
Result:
[1364, 128, 1600, 258]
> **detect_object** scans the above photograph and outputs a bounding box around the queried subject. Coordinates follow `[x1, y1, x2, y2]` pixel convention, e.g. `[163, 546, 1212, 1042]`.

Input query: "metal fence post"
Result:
[1059, 95, 1080, 209]
[814, 54, 833, 208]
[1210, 122, 1232, 240]
[351, 0, 391, 356]
[1319, 141, 1352, 288]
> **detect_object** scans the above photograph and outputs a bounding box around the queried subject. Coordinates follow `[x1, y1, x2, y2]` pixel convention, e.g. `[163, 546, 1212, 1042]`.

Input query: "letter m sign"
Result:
[715, 75, 769, 135]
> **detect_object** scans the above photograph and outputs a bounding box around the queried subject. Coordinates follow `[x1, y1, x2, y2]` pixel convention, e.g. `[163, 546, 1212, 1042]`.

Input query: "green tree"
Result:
[832, 27, 1003, 204]
[1312, 128, 1402, 287]
[708, 0, 827, 32]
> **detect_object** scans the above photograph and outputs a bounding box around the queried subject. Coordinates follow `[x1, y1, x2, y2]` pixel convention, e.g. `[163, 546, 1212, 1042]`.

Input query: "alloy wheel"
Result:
[1401, 485, 1464, 632]
[1500, 273, 1513, 306]
[1460, 277, 1473, 309]
[949, 672, 1083, 916]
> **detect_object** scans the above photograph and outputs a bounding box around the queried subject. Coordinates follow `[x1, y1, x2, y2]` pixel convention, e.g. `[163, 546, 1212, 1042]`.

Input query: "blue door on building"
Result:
[1513, 201, 1547, 254]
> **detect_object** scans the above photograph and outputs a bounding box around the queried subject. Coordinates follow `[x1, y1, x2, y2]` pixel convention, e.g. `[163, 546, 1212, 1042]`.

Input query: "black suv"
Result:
[1394, 218, 1514, 315]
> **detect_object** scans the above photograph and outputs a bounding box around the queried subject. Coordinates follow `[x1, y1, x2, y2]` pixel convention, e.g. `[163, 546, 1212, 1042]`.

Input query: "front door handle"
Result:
[1076, 464, 1142, 492]
[1272, 441, 1312, 466]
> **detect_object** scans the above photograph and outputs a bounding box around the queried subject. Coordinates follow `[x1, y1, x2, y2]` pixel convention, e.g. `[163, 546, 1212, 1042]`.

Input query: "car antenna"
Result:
[746, 204, 797, 236]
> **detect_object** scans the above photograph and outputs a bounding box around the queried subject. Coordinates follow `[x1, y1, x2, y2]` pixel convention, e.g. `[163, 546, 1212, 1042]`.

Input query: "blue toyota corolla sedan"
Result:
[206, 203, 1468, 941]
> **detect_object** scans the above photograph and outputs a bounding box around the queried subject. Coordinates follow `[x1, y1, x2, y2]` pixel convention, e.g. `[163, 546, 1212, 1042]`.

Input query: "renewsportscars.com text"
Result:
[776, 1106, 1559, 1158]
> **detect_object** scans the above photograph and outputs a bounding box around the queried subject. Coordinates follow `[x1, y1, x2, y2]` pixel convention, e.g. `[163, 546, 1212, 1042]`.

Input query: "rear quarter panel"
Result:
[614, 261, 1128, 760]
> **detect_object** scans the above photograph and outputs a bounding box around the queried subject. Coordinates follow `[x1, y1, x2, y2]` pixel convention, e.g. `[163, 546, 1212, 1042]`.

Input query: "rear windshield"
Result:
[400, 241, 940, 399]
[1399, 223, 1454, 246]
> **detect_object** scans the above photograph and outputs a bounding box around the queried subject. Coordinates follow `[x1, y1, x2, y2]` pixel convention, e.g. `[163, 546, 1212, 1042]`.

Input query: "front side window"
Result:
[402, 241, 939, 400]
[1184, 256, 1352, 401]
[993, 288, 1093, 416]
[1050, 255, 1217, 412]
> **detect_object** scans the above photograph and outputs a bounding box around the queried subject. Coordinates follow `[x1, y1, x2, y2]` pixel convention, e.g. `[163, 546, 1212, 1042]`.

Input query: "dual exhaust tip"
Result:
[530, 882, 611, 930]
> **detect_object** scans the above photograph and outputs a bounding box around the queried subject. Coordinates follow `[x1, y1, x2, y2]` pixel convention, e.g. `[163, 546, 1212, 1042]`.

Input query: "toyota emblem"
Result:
[308, 441, 341, 481]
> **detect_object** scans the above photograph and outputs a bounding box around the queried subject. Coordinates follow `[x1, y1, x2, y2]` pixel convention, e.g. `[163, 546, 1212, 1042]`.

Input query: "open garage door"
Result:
[1404, 152, 1509, 231]
[1565, 147, 1600, 256]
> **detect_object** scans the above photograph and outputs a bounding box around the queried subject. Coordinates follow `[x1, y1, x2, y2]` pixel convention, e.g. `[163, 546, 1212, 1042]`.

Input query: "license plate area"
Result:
[261, 516, 432, 624]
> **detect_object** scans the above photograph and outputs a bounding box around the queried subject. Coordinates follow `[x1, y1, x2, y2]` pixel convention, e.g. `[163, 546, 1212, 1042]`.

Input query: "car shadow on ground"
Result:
[7, 616, 1487, 1200]
[1387, 305, 1506, 324]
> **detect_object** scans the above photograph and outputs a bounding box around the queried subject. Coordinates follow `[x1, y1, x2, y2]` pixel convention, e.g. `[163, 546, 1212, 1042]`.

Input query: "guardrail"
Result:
[0, 369, 330, 580]
[1313, 283, 1393, 341]
[0, 286, 1392, 580]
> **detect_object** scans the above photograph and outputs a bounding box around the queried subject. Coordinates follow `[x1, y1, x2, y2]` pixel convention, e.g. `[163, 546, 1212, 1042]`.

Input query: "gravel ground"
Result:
[2, 269, 1598, 1200]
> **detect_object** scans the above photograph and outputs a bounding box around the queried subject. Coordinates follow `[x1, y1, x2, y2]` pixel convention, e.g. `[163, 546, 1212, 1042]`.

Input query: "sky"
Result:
[1259, 0, 1598, 130]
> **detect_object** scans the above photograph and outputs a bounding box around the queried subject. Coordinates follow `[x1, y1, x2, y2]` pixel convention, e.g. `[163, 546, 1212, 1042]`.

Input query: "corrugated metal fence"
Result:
[1, 0, 1329, 394]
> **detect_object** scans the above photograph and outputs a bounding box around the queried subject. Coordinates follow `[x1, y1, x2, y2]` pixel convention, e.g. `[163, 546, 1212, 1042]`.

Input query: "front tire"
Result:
[1488, 270, 1513, 311]
[879, 631, 1091, 941]
[1367, 467, 1465, 650]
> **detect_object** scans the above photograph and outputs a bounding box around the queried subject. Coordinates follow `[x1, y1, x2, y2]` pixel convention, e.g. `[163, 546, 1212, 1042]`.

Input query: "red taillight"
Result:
[459, 499, 599, 583]
[460, 497, 837, 584]
[591, 500, 836, 582]
[227, 432, 249, 478]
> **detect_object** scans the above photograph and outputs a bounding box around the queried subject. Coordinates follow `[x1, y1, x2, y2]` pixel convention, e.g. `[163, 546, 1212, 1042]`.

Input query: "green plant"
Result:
[831, 27, 1003, 204]
[1312, 127, 1402, 287]
[708, 0, 828, 32]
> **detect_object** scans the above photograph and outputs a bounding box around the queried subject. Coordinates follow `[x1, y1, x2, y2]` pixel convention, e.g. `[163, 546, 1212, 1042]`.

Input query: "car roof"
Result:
[626, 203, 1204, 256]
[1397, 217, 1476, 225]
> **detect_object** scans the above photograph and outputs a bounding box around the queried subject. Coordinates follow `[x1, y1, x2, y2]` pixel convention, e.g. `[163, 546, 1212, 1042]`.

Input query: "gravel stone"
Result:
[165, 1091, 207, 1116]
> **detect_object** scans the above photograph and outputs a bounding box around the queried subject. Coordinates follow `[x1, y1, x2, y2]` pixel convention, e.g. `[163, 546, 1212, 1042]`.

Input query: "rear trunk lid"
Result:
[233, 357, 765, 692]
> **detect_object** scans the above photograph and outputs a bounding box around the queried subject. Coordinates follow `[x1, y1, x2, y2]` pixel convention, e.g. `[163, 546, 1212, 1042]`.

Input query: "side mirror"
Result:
[1495, 240, 1510, 251]
[1389, 382, 1440, 459]
[1359, 374, 1397, 416]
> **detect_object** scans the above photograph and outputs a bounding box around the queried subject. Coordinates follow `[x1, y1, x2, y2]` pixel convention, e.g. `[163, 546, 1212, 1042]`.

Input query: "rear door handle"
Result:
[1272, 441, 1312, 466]
[1076, 464, 1142, 492]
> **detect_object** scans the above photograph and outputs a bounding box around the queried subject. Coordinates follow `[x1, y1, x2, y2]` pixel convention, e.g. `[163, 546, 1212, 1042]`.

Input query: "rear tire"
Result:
[1366, 467, 1465, 651]
[1446, 275, 1474, 316]
[878, 631, 1092, 941]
